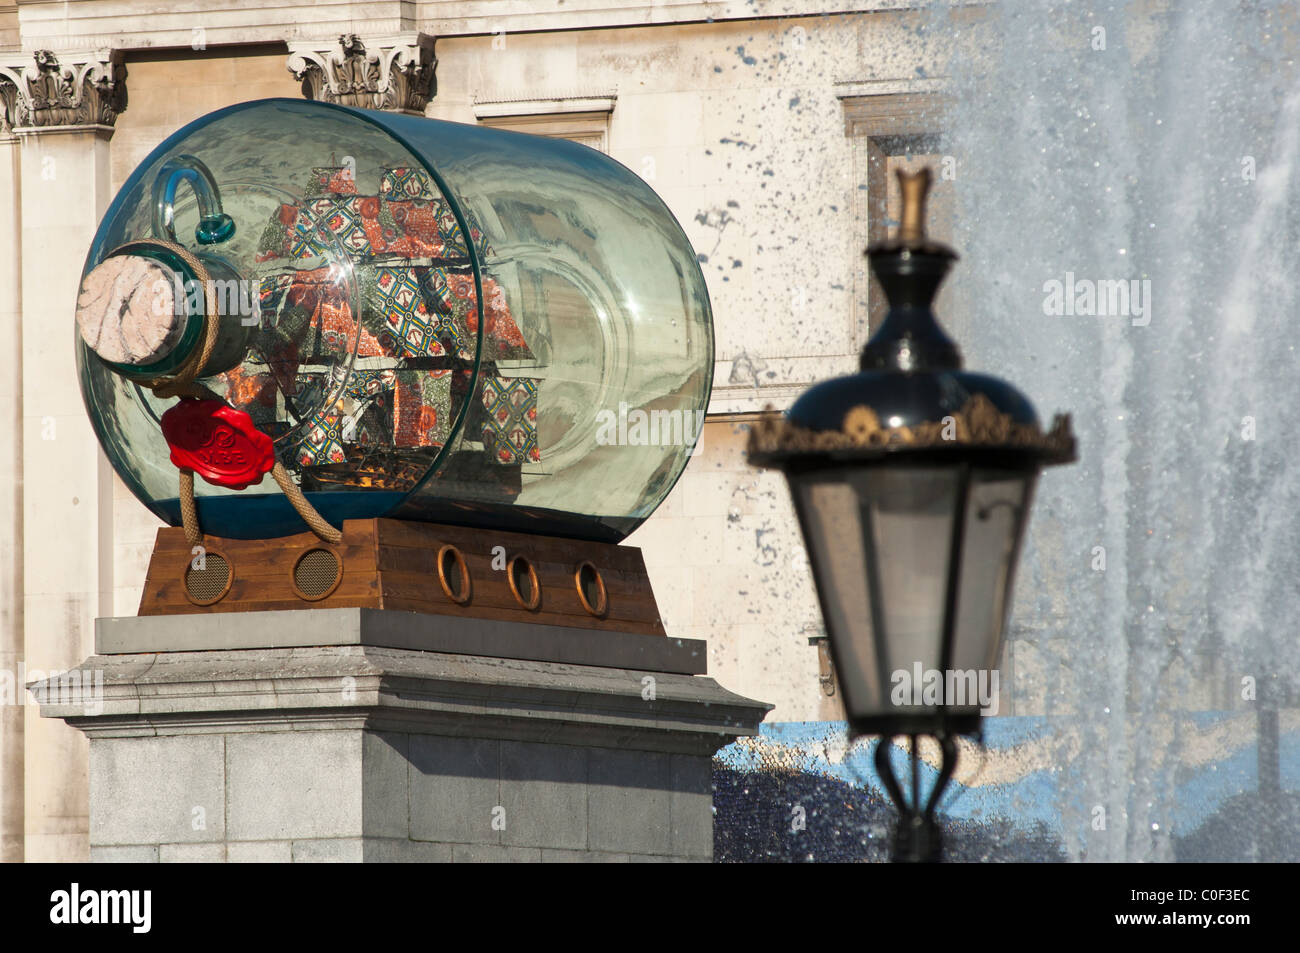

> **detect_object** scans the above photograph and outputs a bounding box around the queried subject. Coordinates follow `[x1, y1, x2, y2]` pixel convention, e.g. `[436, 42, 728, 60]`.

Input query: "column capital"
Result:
[287, 32, 436, 116]
[0, 49, 126, 136]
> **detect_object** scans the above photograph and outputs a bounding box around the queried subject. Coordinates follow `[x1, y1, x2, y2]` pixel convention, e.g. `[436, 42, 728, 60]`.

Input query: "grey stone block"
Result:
[451, 844, 542, 863]
[588, 748, 671, 855]
[95, 608, 709, 675]
[409, 735, 499, 845]
[540, 849, 630, 862]
[670, 754, 713, 859]
[227, 731, 363, 841]
[91, 845, 159, 863]
[227, 840, 293, 863]
[90, 735, 225, 846]
[42, 633, 771, 863]
[160, 843, 227, 863]
[291, 838, 365, 863]
[362, 731, 410, 839]
[500, 741, 586, 849]
[363, 838, 453, 863]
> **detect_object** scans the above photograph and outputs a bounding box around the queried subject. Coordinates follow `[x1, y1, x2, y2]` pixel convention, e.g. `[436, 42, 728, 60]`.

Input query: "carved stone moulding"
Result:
[0, 49, 126, 134]
[287, 33, 436, 115]
[748, 393, 1077, 465]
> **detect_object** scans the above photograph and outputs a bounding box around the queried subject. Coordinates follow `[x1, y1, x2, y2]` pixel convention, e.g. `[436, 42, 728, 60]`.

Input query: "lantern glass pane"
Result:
[950, 470, 1037, 697]
[851, 468, 959, 689]
[793, 477, 880, 717]
[792, 466, 961, 720]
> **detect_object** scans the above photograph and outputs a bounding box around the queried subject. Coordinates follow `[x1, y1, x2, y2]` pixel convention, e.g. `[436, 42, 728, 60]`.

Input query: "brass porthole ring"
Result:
[291, 546, 343, 601]
[183, 548, 233, 606]
[437, 544, 472, 605]
[573, 561, 608, 618]
[507, 554, 541, 611]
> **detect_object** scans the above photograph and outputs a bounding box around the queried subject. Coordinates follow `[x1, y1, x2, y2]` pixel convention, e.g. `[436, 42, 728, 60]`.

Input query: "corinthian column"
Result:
[0, 47, 125, 863]
[287, 33, 436, 115]
[0, 49, 125, 131]
[0, 67, 20, 866]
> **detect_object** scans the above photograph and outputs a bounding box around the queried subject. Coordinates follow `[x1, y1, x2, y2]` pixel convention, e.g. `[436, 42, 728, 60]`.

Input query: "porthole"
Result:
[183, 550, 232, 606]
[437, 544, 472, 605]
[507, 554, 541, 611]
[292, 547, 342, 601]
[574, 561, 608, 617]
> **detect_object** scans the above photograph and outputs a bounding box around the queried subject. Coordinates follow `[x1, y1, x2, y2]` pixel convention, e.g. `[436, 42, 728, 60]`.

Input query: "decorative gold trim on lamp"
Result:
[749, 393, 1076, 463]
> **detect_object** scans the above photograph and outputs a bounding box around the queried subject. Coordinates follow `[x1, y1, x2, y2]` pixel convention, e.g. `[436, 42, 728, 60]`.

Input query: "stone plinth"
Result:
[32, 610, 770, 862]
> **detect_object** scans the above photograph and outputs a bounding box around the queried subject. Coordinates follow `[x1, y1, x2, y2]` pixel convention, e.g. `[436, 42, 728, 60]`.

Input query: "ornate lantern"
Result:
[748, 168, 1076, 861]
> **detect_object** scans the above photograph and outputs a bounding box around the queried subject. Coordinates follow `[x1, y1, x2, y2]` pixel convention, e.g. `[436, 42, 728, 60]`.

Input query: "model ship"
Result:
[224, 162, 539, 498]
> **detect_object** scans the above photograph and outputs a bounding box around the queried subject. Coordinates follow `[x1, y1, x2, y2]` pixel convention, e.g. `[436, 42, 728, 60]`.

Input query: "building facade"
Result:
[0, 0, 992, 862]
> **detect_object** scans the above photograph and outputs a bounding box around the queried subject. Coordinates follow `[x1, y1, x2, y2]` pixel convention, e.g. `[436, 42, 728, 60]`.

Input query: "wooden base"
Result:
[139, 518, 666, 636]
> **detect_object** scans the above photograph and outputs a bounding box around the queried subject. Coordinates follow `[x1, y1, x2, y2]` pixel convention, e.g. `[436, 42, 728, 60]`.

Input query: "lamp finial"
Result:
[897, 168, 931, 245]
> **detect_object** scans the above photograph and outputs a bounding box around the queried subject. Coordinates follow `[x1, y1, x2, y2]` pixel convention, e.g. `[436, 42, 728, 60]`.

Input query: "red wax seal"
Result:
[161, 398, 275, 490]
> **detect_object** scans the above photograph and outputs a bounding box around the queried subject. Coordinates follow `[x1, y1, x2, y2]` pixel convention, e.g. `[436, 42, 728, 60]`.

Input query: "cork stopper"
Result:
[76, 255, 186, 366]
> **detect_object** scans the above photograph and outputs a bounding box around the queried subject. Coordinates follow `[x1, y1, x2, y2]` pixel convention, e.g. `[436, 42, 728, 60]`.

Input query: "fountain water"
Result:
[934, 0, 1300, 861]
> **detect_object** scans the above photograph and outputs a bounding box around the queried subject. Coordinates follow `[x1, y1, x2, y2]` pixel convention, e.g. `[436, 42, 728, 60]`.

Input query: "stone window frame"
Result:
[473, 94, 616, 153]
[839, 83, 950, 347]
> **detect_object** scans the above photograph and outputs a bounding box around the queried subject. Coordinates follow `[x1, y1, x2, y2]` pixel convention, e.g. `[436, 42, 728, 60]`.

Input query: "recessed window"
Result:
[474, 94, 616, 153]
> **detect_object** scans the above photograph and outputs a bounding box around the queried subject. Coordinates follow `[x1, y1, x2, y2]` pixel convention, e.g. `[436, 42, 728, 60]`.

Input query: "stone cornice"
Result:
[472, 92, 617, 120]
[287, 32, 436, 114]
[8, 1, 939, 55]
[418, 0, 927, 35]
[0, 48, 124, 134]
[31, 645, 772, 755]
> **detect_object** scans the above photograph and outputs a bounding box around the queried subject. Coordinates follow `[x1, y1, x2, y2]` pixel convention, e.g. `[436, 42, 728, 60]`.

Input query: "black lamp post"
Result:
[748, 168, 1076, 862]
